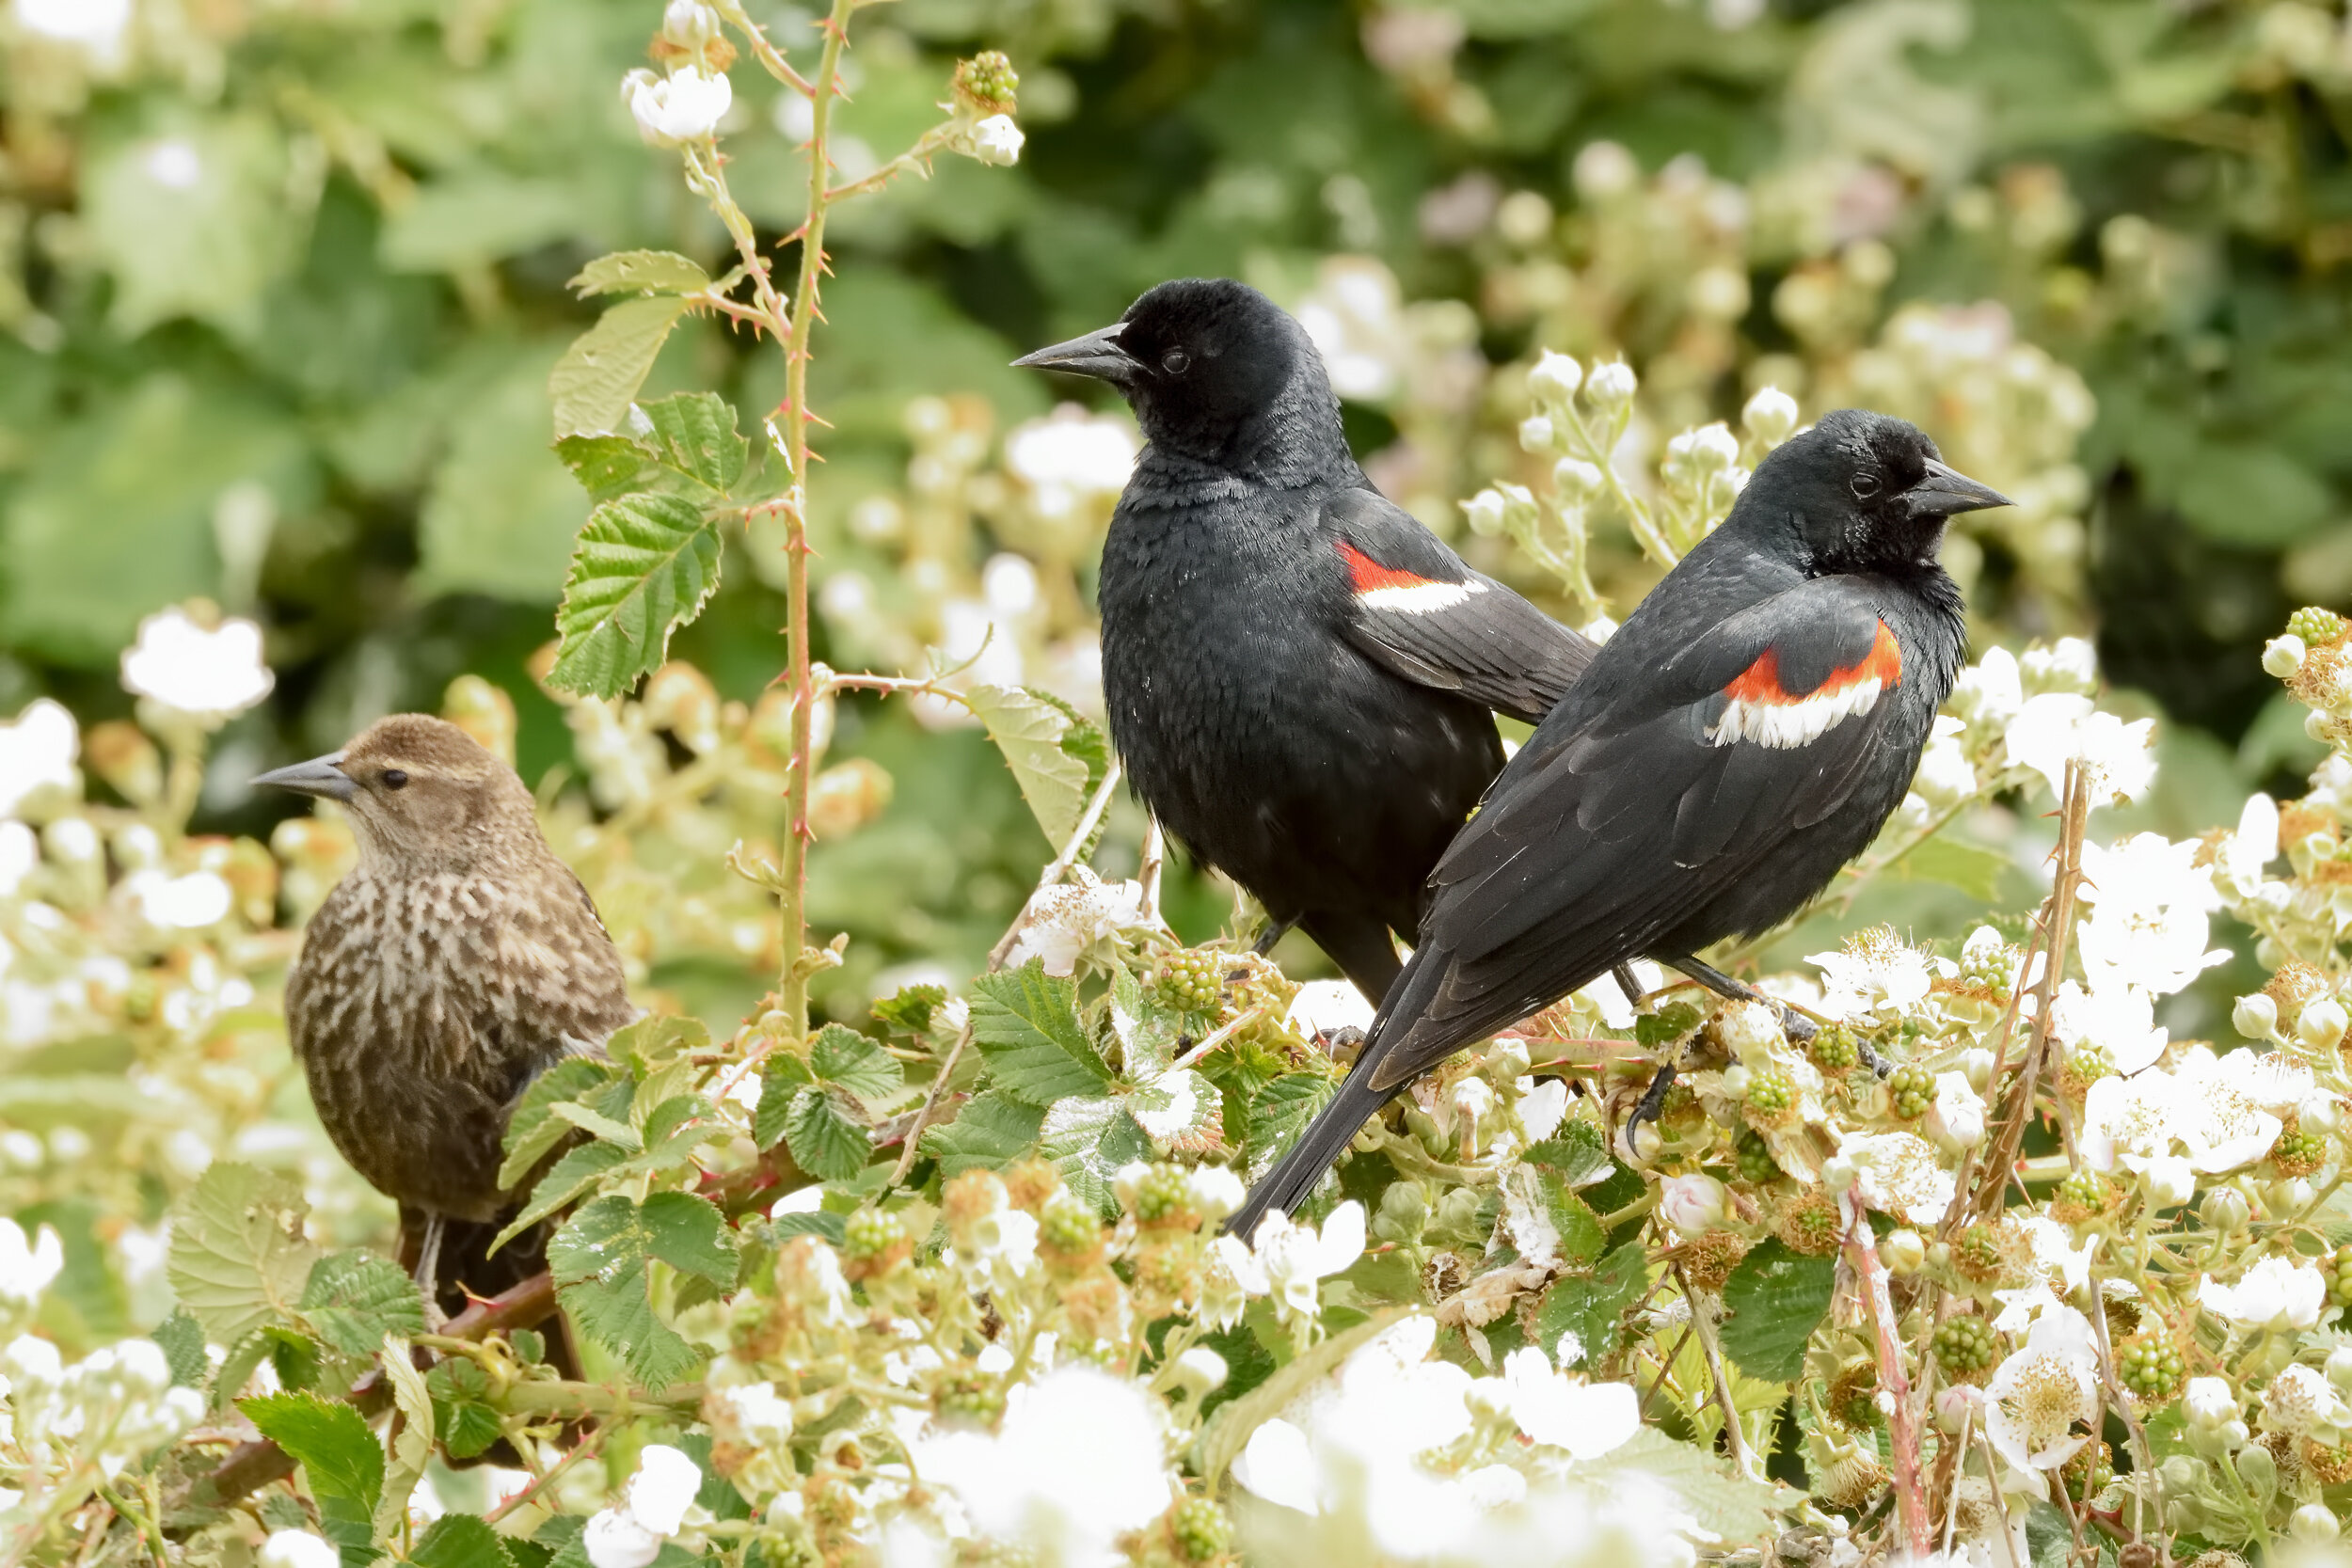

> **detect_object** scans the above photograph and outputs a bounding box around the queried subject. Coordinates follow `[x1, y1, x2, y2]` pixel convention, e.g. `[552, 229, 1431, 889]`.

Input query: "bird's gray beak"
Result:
[1011, 321, 1139, 385]
[1906, 458, 2012, 520]
[252, 752, 356, 803]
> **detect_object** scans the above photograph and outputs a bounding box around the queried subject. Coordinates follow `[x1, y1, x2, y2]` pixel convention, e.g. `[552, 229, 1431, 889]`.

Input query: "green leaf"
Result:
[1634, 1002, 1703, 1049]
[1248, 1072, 1338, 1159]
[1037, 1096, 1151, 1213]
[871, 985, 947, 1037]
[1522, 1120, 1617, 1191]
[965, 684, 1094, 847]
[785, 1086, 871, 1182]
[546, 492, 724, 699]
[167, 1164, 322, 1346]
[811, 1023, 905, 1104]
[570, 251, 713, 298]
[499, 1057, 621, 1189]
[416, 356, 585, 602]
[427, 1360, 505, 1462]
[919, 1090, 1045, 1176]
[609, 1015, 711, 1071]
[85, 111, 294, 340]
[755, 1053, 814, 1150]
[548, 1101, 644, 1150]
[240, 1391, 385, 1511]
[1886, 834, 2009, 901]
[968, 959, 1113, 1106]
[152, 1309, 207, 1386]
[1543, 1180, 1608, 1269]
[1193, 1311, 1402, 1484]
[1534, 1242, 1648, 1371]
[549, 1194, 739, 1291]
[636, 393, 750, 494]
[492, 1139, 633, 1252]
[297, 1251, 427, 1357]
[560, 1271, 701, 1391]
[1718, 1239, 1836, 1383]
[549, 294, 691, 438]
[411, 1514, 516, 1568]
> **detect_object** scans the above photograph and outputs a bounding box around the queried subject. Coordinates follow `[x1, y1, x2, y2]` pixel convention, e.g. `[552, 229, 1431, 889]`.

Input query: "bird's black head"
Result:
[1734, 408, 2010, 573]
[1011, 278, 1350, 481]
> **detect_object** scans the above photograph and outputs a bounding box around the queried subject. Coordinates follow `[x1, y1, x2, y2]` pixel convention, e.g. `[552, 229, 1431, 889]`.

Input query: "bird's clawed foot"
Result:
[1665, 954, 1818, 1045]
[412, 1215, 452, 1331]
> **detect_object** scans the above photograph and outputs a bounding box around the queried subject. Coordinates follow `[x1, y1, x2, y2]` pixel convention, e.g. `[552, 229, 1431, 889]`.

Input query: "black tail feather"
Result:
[1223, 1069, 1400, 1240]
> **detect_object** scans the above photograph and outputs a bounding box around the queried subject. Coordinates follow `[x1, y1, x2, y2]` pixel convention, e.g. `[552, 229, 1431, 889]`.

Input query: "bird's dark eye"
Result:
[1851, 473, 1881, 500]
[1161, 348, 1190, 375]
[382, 769, 408, 790]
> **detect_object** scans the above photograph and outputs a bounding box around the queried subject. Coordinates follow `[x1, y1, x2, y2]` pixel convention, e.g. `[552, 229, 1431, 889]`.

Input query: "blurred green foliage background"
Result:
[5, 0, 2351, 1021]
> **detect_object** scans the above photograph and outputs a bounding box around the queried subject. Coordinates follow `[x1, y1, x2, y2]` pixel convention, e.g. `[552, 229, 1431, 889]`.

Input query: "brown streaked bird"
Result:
[257, 714, 635, 1317]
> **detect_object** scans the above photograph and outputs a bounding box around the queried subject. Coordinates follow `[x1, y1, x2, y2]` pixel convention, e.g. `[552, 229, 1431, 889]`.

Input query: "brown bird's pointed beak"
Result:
[1011, 320, 1139, 386]
[1906, 458, 2012, 520]
[253, 752, 356, 803]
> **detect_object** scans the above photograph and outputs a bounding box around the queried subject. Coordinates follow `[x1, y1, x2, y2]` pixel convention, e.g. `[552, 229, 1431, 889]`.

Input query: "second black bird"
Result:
[1014, 279, 1595, 1002]
[1227, 409, 2009, 1238]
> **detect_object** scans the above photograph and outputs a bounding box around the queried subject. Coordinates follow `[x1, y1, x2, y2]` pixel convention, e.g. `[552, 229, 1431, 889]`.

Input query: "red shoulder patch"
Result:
[1337, 539, 1441, 594]
[1724, 620, 1902, 705]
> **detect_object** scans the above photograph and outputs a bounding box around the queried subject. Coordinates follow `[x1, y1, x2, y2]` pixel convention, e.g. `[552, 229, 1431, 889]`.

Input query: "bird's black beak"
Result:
[1011, 321, 1139, 386]
[1905, 459, 2012, 520]
[253, 752, 356, 803]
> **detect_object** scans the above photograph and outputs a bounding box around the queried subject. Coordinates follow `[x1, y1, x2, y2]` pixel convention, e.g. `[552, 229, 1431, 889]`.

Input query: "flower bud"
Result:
[1882, 1228, 1926, 1275]
[2293, 1503, 2341, 1544]
[969, 114, 1025, 166]
[1172, 1346, 1229, 1400]
[1552, 458, 1604, 504]
[2201, 1186, 2251, 1232]
[1518, 415, 1556, 453]
[2235, 1439, 2278, 1498]
[1658, 1173, 1728, 1236]
[1720, 1064, 1753, 1100]
[2159, 1454, 2204, 1494]
[2144, 1156, 2197, 1210]
[1463, 488, 1509, 537]
[2328, 1345, 2352, 1393]
[1527, 351, 1583, 408]
[1959, 1048, 1994, 1093]
[2233, 991, 2280, 1040]
[1820, 1154, 1858, 1196]
[2299, 995, 2348, 1051]
[1741, 386, 1800, 447]
[661, 0, 723, 49]
[2265, 634, 2309, 678]
[1583, 360, 1637, 411]
[1933, 1383, 1983, 1433]
[2185, 1376, 2237, 1431]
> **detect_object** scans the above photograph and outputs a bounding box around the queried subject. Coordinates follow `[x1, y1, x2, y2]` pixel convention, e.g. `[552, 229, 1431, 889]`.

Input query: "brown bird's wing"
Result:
[1321, 486, 1597, 724]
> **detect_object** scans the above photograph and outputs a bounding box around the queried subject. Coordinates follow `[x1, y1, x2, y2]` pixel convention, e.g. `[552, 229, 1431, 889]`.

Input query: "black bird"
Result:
[1226, 409, 2009, 1236]
[1013, 279, 1596, 1002]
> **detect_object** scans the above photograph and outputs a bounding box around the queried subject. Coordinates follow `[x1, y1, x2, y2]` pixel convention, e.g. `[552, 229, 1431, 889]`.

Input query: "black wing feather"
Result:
[1322, 487, 1597, 723]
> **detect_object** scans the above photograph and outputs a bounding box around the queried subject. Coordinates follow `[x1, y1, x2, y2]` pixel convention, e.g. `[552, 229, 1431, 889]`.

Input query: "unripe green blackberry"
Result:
[2271, 1117, 2330, 1179]
[1040, 1189, 1102, 1256]
[2058, 1438, 2114, 1497]
[1829, 1363, 1882, 1430]
[1932, 1316, 1996, 1377]
[2116, 1337, 2185, 1403]
[841, 1207, 904, 1262]
[952, 50, 1019, 111]
[1775, 1191, 1840, 1257]
[1808, 1023, 1859, 1072]
[2330, 1244, 2352, 1307]
[1152, 951, 1223, 1015]
[2051, 1167, 2116, 1224]
[2291, 607, 2347, 648]
[937, 1375, 1005, 1425]
[1955, 942, 2017, 997]
[1735, 1130, 1779, 1185]
[1886, 1063, 1935, 1119]
[1130, 1162, 1194, 1225]
[1952, 1221, 2007, 1283]
[1170, 1497, 1231, 1562]
[1744, 1069, 1796, 1123]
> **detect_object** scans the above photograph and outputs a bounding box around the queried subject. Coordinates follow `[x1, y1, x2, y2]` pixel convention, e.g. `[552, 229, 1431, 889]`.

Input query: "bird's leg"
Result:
[411, 1215, 449, 1330]
[1251, 917, 1296, 958]
[1663, 955, 1820, 1045]
[1612, 963, 1645, 1011]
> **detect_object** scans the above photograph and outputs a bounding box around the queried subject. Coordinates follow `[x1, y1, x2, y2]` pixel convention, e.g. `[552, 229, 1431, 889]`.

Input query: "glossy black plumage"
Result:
[1227, 409, 2009, 1237]
[1014, 279, 1597, 1001]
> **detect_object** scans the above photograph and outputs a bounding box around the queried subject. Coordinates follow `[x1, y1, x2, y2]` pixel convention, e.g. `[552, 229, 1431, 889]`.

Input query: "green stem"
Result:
[773, 0, 860, 1042]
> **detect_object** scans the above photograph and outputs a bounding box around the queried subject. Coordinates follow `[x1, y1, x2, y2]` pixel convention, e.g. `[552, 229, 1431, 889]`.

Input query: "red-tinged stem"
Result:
[1842, 1189, 1926, 1556]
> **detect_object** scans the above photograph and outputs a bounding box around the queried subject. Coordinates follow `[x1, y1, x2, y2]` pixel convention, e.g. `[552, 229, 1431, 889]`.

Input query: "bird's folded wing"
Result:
[1322, 487, 1596, 723]
[1366, 578, 1904, 1078]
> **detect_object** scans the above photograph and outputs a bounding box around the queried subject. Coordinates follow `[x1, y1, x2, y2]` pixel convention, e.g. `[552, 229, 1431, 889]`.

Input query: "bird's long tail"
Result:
[1221, 1067, 1400, 1242]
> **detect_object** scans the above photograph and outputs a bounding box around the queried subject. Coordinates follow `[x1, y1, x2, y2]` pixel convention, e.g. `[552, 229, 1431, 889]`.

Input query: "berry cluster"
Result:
[1951, 1221, 2007, 1283]
[2116, 1337, 2185, 1403]
[2291, 606, 2347, 647]
[1776, 1191, 1840, 1257]
[1152, 950, 1226, 1014]
[1931, 1316, 1996, 1378]
[1170, 1497, 1232, 1562]
[1744, 1069, 1797, 1123]
[2330, 1244, 2352, 1307]
[1734, 1131, 1779, 1185]
[1808, 1022, 1859, 1072]
[937, 1375, 1006, 1425]
[1954, 942, 2016, 997]
[1886, 1063, 1935, 1119]
[1130, 1162, 1196, 1226]
[952, 51, 1020, 112]
[1040, 1189, 1103, 1257]
[1829, 1363, 1883, 1430]
[2271, 1117, 2331, 1179]
[841, 1208, 904, 1263]
[2050, 1167, 2116, 1223]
